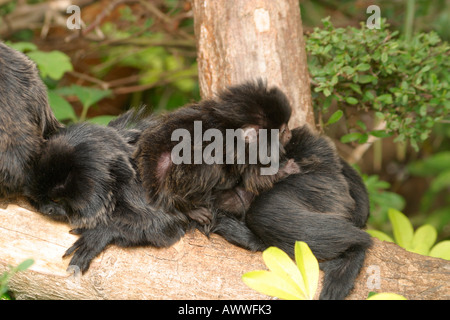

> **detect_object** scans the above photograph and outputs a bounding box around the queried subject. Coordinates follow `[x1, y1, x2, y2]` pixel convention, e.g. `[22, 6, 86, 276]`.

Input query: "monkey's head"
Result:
[26, 124, 135, 228]
[214, 80, 293, 149]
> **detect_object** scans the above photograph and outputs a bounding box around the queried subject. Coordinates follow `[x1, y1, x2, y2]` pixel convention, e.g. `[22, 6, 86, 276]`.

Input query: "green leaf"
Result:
[294, 241, 319, 299]
[369, 130, 392, 138]
[355, 63, 371, 71]
[388, 209, 414, 250]
[26, 50, 73, 80]
[88, 115, 117, 126]
[56, 85, 112, 109]
[7, 41, 37, 52]
[345, 97, 358, 105]
[429, 170, 450, 193]
[15, 259, 34, 272]
[341, 132, 362, 143]
[48, 91, 77, 122]
[376, 94, 393, 104]
[358, 75, 377, 84]
[242, 271, 305, 300]
[349, 84, 362, 95]
[408, 152, 450, 176]
[411, 225, 437, 255]
[326, 110, 343, 125]
[367, 230, 394, 243]
[262, 247, 306, 298]
[429, 241, 450, 260]
[367, 293, 407, 300]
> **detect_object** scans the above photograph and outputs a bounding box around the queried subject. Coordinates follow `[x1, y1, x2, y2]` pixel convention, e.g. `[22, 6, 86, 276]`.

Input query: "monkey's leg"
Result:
[64, 226, 114, 273]
[211, 214, 268, 252]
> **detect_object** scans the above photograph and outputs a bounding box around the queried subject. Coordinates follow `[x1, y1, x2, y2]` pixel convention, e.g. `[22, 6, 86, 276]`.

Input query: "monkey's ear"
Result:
[241, 125, 259, 143]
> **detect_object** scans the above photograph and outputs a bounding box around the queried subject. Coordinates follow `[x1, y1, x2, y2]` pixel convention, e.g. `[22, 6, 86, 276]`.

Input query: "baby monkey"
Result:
[134, 80, 299, 224]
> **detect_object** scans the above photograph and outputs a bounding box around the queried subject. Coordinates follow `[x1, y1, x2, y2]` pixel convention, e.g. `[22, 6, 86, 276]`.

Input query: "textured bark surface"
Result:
[1, 203, 449, 300]
[191, 0, 314, 129]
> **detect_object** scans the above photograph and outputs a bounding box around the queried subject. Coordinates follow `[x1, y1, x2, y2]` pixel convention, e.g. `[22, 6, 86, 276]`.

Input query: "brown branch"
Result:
[1, 203, 448, 300]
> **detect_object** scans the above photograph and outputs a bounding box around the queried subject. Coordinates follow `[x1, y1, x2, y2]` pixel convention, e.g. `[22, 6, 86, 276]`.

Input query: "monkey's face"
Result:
[26, 136, 120, 228]
[280, 124, 292, 146]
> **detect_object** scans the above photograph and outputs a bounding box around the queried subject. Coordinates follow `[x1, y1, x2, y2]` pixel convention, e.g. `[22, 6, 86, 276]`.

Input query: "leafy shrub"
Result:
[242, 241, 406, 300]
[6, 42, 112, 124]
[368, 209, 450, 260]
[306, 18, 450, 150]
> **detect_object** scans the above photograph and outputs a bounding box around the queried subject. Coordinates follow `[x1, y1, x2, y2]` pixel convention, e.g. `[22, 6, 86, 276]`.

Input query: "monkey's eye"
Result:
[51, 198, 61, 203]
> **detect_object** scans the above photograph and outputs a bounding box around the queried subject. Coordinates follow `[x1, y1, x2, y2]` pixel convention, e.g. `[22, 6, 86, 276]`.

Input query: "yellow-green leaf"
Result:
[262, 247, 306, 297]
[367, 293, 407, 300]
[388, 209, 413, 250]
[366, 230, 394, 243]
[411, 224, 437, 255]
[242, 270, 305, 300]
[294, 241, 319, 299]
[429, 241, 450, 260]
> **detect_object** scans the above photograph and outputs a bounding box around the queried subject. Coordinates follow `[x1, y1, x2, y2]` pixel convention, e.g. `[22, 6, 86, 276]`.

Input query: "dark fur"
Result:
[134, 80, 295, 223]
[211, 126, 372, 300]
[26, 121, 189, 272]
[0, 41, 62, 197]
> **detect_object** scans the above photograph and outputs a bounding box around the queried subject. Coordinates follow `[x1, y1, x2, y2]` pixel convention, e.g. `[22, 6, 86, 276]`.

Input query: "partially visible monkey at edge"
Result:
[0, 41, 62, 199]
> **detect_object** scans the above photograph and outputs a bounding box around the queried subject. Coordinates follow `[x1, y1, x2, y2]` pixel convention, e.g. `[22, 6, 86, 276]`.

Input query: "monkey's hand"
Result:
[63, 227, 113, 274]
[275, 158, 300, 181]
[187, 207, 212, 225]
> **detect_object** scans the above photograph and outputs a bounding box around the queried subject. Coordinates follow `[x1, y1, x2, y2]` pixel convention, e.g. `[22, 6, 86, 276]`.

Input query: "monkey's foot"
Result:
[187, 207, 212, 225]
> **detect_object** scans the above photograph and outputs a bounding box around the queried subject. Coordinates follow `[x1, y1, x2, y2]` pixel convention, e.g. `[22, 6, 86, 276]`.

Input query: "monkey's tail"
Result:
[318, 229, 372, 300]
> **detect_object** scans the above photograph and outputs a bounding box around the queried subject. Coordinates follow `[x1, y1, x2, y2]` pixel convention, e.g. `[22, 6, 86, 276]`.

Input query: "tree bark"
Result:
[191, 0, 314, 129]
[1, 203, 449, 300]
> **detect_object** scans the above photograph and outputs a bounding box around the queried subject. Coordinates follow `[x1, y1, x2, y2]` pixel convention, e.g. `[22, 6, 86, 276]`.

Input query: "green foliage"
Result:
[242, 241, 319, 300]
[53, 85, 113, 122]
[1, 259, 34, 300]
[8, 41, 73, 81]
[368, 209, 450, 260]
[243, 241, 407, 300]
[362, 173, 405, 227]
[408, 152, 450, 231]
[306, 18, 450, 150]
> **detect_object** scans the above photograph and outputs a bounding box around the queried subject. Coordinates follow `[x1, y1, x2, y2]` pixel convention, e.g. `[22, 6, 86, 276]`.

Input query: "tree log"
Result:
[191, 0, 314, 129]
[0, 202, 449, 300]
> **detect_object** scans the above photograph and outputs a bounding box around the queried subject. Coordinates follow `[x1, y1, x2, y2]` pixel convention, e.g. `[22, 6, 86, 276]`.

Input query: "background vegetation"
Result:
[0, 0, 449, 297]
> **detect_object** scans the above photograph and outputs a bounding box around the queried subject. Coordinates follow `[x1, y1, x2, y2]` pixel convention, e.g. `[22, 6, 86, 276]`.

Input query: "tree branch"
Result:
[1, 203, 448, 300]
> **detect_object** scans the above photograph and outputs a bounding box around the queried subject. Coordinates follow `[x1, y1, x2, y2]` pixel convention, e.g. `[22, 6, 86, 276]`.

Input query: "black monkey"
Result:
[26, 121, 189, 272]
[134, 80, 299, 225]
[0, 41, 62, 198]
[211, 125, 372, 300]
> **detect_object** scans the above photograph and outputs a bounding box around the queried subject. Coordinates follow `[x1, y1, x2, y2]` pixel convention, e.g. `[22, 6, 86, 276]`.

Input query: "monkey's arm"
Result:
[242, 158, 300, 195]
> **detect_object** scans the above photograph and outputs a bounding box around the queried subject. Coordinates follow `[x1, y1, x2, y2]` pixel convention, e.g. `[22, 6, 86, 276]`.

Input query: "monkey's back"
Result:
[0, 42, 62, 197]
